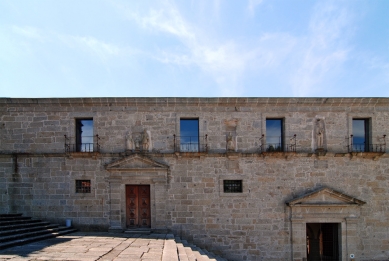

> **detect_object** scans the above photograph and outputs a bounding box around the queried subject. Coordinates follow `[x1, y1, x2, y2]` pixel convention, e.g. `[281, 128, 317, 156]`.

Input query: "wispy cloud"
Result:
[121, 0, 263, 95]
[140, 10, 194, 40]
[247, 0, 263, 17]
[58, 34, 122, 61]
[12, 26, 45, 42]
[10, 25, 127, 62]
[290, 1, 351, 96]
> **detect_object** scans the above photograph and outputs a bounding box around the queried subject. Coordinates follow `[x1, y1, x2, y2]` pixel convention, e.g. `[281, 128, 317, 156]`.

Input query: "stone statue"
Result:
[142, 129, 150, 151]
[316, 119, 324, 149]
[227, 132, 235, 151]
[125, 133, 133, 150]
[134, 134, 141, 150]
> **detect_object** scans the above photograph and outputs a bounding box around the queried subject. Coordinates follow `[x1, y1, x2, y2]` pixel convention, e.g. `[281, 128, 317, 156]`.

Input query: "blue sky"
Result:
[0, 0, 388, 98]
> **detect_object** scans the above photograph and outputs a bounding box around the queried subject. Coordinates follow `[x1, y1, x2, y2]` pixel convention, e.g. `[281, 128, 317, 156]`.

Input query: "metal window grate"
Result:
[223, 180, 242, 193]
[76, 180, 91, 193]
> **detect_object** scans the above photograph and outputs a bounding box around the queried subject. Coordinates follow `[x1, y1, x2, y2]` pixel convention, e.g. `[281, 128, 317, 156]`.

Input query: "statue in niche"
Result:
[227, 132, 235, 151]
[125, 132, 133, 150]
[134, 134, 141, 150]
[142, 129, 150, 151]
[316, 119, 325, 149]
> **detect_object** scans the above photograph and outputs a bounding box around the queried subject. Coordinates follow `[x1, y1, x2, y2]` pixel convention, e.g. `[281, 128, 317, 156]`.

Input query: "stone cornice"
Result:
[1, 97, 389, 108]
[0, 151, 387, 159]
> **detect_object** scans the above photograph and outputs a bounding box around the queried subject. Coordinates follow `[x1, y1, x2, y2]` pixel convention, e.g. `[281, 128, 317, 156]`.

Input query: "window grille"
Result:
[76, 180, 91, 193]
[223, 180, 242, 193]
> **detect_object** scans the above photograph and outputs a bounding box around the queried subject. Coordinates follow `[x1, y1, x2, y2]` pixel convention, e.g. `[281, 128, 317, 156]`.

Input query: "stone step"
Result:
[0, 214, 77, 250]
[0, 226, 63, 243]
[162, 234, 227, 261]
[0, 214, 23, 218]
[0, 224, 58, 237]
[162, 234, 178, 261]
[0, 227, 77, 250]
[184, 245, 197, 261]
[124, 228, 151, 235]
[178, 238, 227, 261]
[0, 216, 31, 222]
[176, 242, 189, 261]
[0, 219, 42, 228]
[0, 221, 51, 232]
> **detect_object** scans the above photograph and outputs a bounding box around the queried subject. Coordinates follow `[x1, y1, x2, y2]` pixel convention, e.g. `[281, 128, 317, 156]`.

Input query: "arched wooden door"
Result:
[126, 185, 151, 228]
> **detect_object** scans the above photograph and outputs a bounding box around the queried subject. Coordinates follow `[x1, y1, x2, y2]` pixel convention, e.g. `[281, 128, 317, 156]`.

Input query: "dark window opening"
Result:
[266, 119, 283, 152]
[180, 119, 199, 152]
[76, 119, 94, 152]
[352, 119, 369, 152]
[76, 180, 91, 193]
[223, 180, 243, 193]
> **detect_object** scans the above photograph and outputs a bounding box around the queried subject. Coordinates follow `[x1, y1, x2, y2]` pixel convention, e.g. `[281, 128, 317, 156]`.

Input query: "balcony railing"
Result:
[65, 135, 100, 153]
[259, 134, 297, 153]
[347, 135, 386, 153]
[173, 135, 208, 153]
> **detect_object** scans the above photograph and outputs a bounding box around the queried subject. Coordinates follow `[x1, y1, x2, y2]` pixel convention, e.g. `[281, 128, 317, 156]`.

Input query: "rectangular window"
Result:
[223, 180, 243, 193]
[75, 180, 91, 193]
[352, 119, 369, 152]
[266, 119, 283, 152]
[76, 119, 94, 152]
[180, 119, 199, 152]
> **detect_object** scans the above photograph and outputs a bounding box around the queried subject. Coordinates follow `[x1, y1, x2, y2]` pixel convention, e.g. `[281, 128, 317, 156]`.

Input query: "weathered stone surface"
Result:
[1, 97, 389, 260]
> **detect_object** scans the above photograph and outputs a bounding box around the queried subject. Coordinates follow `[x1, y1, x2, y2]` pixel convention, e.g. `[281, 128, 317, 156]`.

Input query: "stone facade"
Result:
[0, 97, 388, 261]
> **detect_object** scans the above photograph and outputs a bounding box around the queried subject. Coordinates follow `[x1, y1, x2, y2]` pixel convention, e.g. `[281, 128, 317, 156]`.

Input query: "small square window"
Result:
[223, 180, 242, 193]
[76, 180, 91, 193]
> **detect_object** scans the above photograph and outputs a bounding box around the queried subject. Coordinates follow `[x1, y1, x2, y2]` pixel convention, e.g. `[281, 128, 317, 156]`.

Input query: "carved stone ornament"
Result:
[125, 132, 133, 150]
[314, 118, 326, 152]
[125, 129, 152, 152]
[142, 129, 150, 151]
[224, 118, 239, 127]
[227, 132, 235, 151]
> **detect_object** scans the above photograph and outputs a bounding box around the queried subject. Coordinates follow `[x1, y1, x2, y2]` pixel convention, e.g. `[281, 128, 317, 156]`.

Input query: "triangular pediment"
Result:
[287, 187, 365, 206]
[106, 154, 169, 171]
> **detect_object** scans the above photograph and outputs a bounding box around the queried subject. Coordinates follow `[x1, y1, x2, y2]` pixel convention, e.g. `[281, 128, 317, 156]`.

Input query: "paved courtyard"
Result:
[0, 232, 190, 261]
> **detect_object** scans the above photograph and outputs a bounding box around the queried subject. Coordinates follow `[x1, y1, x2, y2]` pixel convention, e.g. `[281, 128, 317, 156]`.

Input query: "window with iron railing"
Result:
[65, 119, 100, 153]
[266, 119, 284, 152]
[179, 119, 199, 152]
[76, 119, 94, 152]
[351, 119, 370, 152]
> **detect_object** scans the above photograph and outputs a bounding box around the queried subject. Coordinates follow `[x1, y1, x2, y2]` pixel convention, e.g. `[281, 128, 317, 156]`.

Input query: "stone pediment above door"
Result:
[106, 154, 169, 172]
[287, 187, 366, 206]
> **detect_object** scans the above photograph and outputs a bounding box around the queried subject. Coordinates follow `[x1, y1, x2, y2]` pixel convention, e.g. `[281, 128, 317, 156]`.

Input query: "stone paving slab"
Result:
[0, 232, 169, 261]
[0, 232, 226, 261]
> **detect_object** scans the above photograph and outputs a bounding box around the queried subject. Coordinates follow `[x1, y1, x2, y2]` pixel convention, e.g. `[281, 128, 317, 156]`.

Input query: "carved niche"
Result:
[126, 129, 152, 152]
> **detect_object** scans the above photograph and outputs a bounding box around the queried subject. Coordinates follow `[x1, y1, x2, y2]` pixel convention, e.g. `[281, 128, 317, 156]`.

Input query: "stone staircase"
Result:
[0, 213, 77, 250]
[162, 234, 227, 261]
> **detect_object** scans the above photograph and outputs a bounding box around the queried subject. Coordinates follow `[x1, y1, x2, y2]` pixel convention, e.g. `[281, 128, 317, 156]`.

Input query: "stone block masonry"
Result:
[1, 97, 389, 261]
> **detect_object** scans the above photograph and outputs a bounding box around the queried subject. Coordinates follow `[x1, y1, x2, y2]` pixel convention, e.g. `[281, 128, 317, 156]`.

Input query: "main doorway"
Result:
[306, 223, 340, 261]
[125, 185, 151, 228]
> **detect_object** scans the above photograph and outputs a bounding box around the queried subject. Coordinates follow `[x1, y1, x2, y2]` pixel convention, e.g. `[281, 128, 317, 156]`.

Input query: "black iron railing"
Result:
[288, 134, 297, 152]
[259, 134, 296, 153]
[173, 135, 208, 153]
[347, 134, 386, 153]
[65, 135, 100, 153]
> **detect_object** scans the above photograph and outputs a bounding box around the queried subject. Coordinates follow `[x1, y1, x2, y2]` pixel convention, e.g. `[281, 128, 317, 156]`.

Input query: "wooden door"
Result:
[306, 223, 339, 261]
[126, 185, 151, 228]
